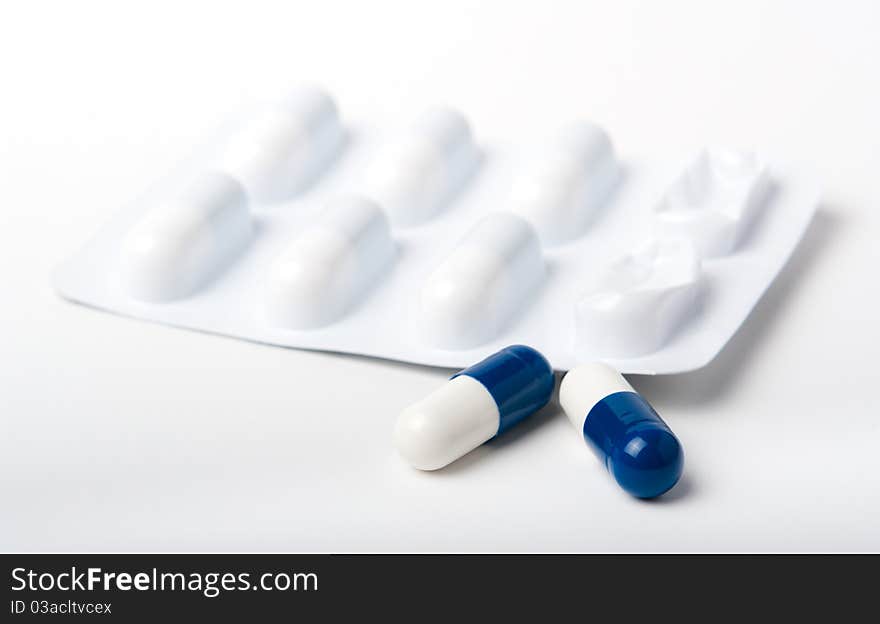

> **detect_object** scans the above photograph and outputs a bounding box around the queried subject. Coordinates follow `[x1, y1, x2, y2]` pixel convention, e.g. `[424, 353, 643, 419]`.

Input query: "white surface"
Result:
[1, 0, 878, 552]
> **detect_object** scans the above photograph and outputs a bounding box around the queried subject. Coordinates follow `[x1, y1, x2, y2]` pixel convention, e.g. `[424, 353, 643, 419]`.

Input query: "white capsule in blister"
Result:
[265, 196, 396, 329]
[216, 86, 344, 203]
[363, 108, 479, 226]
[121, 171, 251, 302]
[510, 121, 619, 246]
[420, 212, 544, 349]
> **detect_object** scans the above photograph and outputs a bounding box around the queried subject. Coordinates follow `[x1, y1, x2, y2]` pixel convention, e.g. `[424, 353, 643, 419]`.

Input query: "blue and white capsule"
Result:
[394, 345, 555, 470]
[560, 363, 684, 498]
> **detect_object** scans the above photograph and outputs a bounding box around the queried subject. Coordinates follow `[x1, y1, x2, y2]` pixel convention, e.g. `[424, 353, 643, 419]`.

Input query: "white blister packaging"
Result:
[509, 122, 619, 246]
[420, 212, 545, 350]
[363, 108, 479, 226]
[54, 87, 819, 373]
[120, 171, 252, 302]
[215, 86, 344, 203]
[264, 196, 396, 329]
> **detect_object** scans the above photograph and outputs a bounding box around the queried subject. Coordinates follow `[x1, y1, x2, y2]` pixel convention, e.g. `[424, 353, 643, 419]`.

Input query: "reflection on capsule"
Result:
[559, 363, 684, 498]
[394, 345, 555, 470]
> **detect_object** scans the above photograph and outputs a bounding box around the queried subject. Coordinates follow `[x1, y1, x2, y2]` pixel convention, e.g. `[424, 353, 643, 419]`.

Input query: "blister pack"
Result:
[54, 87, 818, 373]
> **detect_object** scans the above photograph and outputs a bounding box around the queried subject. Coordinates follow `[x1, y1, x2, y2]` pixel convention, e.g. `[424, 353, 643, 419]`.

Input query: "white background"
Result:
[2, 0, 878, 552]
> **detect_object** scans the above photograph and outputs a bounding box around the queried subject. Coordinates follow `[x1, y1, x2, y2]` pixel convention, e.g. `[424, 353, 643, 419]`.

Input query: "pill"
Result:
[364, 107, 479, 226]
[420, 212, 544, 349]
[559, 363, 683, 498]
[510, 121, 618, 246]
[395, 345, 555, 470]
[217, 86, 344, 202]
[121, 171, 251, 302]
[265, 195, 396, 329]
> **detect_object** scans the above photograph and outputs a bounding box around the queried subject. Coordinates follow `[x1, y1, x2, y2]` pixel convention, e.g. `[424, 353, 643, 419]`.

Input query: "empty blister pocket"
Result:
[654, 148, 770, 257]
[574, 239, 702, 358]
[53, 87, 818, 373]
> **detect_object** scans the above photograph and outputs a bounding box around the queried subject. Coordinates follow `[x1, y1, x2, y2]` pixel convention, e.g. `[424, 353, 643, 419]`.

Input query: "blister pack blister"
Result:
[53, 87, 818, 373]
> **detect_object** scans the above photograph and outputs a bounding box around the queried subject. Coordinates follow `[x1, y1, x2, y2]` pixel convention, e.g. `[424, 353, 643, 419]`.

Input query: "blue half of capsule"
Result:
[584, 391, 683, 498]
[560, 363, 684, 499]
[452, 344, 555, 435]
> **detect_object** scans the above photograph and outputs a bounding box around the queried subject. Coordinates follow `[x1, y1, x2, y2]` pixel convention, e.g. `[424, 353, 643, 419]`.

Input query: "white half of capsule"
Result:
[265, 196, 396, 329]
[419, 212, 544, 349]
[121, 171, 252, 302]
[654, 148, 769, 257]
[216, 86, 344, 203]
[363, 108, 479, 226]
[574, 239, 701, 357]
[559, 362, 634, 431]
[509, 121, 619, 246]
[394, 375, 499, 471]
